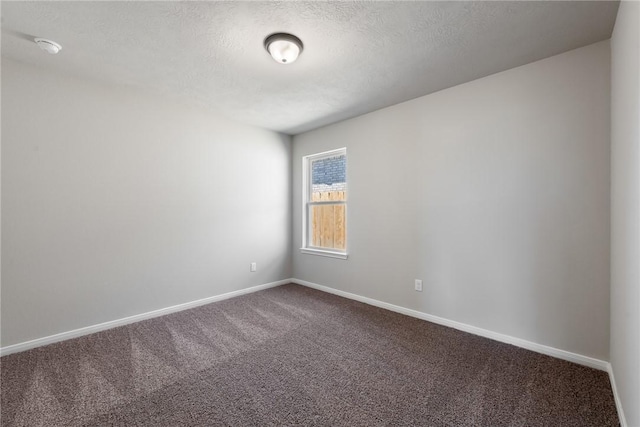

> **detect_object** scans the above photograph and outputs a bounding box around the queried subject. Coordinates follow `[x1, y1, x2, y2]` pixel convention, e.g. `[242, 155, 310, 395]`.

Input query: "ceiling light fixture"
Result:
[264, 33, 303, 64]
[34, 38, 62, 54]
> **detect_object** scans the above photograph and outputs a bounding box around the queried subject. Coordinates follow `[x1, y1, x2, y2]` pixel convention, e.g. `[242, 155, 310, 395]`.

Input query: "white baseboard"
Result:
[0, 279, 292, 357]
[2, 277, 611, 372]
[3, 278, 623, 423]
[607, 363, 628, 427]
[291, 278, 609, 372]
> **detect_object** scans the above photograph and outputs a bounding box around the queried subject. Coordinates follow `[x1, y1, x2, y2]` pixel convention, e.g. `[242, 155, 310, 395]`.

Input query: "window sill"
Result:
[300, 248, 348, 260]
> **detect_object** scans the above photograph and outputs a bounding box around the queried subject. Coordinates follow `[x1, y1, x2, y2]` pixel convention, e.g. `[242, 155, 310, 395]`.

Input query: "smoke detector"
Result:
[34, 38, 62, 54]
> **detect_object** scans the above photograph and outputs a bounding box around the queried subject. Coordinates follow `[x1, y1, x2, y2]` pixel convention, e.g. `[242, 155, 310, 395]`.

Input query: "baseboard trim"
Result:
[607, 363, 628, 427]
[292, 278, 609, 372]
[0, 279, 292, 357]
[3, 278, 622, 422]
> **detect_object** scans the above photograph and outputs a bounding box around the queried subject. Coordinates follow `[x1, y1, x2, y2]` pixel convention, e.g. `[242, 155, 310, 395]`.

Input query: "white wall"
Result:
[1, 59, 292, 347]
[610, 2, 640, 426]
[293, 41, 611, 361]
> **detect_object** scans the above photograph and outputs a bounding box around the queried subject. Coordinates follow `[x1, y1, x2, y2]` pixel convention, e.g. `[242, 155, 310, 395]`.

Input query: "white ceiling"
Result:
[1, 1, 619, 135]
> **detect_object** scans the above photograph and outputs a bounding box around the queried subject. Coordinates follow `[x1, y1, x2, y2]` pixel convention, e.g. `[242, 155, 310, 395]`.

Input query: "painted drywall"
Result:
[1, 59, 292, 347]
[293, 41, 611, 361]
[610, 2, 640, 425]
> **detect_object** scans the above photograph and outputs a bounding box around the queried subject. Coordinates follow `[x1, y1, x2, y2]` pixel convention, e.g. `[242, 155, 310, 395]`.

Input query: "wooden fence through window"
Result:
[311, 191, 346, 250]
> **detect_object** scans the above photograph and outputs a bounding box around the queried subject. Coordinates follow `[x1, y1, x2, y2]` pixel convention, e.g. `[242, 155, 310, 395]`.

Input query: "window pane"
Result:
[304, 149, 347, 254]
[311, 154, 346, 202]
[309, 203, 346, 250]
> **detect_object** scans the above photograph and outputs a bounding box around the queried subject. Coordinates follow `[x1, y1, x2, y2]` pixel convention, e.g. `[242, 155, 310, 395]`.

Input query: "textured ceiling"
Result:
[1, 1, 619, 135]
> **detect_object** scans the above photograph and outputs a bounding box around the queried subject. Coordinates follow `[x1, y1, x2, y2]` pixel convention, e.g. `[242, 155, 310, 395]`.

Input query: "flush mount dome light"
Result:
[34, 38, 62, 54]
[264, 33, 303, 64]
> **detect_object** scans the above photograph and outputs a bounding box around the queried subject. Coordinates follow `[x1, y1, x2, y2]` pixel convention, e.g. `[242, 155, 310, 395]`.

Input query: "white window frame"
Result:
[301, 148, 348, 260]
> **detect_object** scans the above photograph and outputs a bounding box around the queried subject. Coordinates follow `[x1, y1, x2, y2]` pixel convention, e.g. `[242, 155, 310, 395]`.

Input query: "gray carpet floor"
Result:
[1, 284, 619, 426]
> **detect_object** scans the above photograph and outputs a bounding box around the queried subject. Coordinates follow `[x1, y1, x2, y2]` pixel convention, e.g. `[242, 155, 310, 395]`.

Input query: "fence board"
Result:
[312, 205, 321, 247]
[334, 205, 346, 249]
[321, 205, 334, 247]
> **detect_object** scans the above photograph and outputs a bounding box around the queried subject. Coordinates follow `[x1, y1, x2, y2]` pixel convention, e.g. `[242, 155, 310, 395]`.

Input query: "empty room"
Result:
[1, 1, 638, 426]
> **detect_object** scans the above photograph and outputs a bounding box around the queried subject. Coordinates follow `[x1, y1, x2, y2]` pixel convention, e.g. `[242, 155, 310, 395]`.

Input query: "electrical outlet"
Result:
[250, 262, 257, 272]
[414, 279, 423, 292]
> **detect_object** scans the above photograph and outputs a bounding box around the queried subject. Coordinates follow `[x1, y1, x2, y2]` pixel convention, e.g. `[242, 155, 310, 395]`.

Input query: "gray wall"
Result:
[293, 41, 611, 361]
[1, 59, 292, 347]
[610, 2, 640, 425]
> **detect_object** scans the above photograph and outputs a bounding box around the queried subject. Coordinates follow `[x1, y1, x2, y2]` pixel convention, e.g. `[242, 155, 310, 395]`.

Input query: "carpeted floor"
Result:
[0, 284, 619, 426]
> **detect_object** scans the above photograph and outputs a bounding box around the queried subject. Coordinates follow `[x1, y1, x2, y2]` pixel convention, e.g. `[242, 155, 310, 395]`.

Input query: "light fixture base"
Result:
[264, 33, 303, 64]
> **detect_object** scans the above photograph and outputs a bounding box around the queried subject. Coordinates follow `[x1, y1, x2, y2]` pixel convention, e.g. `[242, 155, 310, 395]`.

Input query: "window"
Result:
[302, 148, 347, 259]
